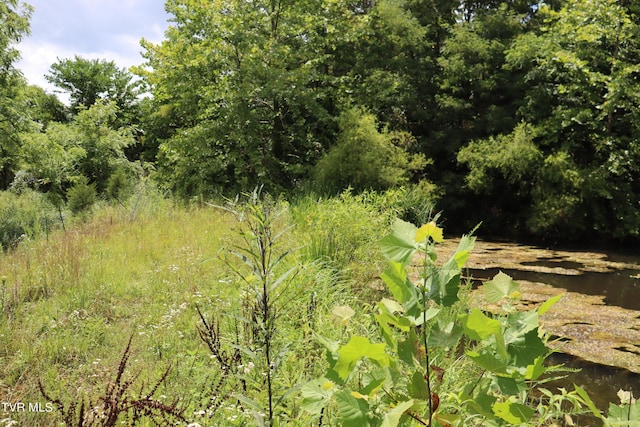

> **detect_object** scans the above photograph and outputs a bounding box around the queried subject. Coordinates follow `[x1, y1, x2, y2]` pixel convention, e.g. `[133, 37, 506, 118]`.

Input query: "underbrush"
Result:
[0, 189, 635, 425]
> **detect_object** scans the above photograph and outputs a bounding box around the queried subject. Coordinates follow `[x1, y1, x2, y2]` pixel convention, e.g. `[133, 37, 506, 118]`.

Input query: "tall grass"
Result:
[0, 188, 392, 425]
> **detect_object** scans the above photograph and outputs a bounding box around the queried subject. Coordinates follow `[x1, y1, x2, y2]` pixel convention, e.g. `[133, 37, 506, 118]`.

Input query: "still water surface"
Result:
[468, 246, 640, 414]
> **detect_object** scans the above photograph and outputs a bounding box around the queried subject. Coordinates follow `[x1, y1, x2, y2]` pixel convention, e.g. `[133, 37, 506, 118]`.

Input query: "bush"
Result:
[106, 167, 134, 202]
[67, 178, 97, 215]
[0, 190, 60, 250]
[314, 108, 426, 194]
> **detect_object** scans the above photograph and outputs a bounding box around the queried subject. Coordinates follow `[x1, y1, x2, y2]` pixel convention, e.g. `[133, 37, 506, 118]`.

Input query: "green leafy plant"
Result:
[197, 189, 304, 426]
[0, 190, 60, 250]
[302, 218, 599, 426]
[67, 177, 97, 215]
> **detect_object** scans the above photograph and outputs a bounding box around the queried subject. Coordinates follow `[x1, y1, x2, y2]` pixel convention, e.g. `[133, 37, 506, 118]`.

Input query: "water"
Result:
[466, 244, 640, 415]
[546, 353, 640, 416]
[471, 266, 640, 311]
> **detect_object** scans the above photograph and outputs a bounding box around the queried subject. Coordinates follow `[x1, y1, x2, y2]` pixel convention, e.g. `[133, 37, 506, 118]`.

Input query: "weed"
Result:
[39, 335, 185, 426]
[196, 189, 304, 425]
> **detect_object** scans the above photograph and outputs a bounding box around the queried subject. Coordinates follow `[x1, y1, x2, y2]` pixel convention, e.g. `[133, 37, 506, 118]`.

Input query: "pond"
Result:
[440, 239, 640, 413]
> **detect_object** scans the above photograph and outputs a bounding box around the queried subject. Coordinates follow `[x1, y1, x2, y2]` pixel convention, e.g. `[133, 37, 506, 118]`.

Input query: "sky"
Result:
[16, 0, 171, 97]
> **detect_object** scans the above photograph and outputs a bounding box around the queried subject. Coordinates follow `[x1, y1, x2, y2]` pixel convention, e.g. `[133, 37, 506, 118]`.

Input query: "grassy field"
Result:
[1, 189, 627, 426]
[0, 190, 393, 426]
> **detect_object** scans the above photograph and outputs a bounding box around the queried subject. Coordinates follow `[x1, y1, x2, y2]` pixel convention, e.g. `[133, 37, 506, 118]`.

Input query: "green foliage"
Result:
[22, 84, 70, 126]
[66, 177, 97, 215]
[290, 190, 394, 272]
[0, 189, 60, 250]
[606, 391, 640, 426]
[0, 0, 33, 189]
[140, 0, 353, 195]
[196, 190, 308, 425]
[20, 101, 136, 196]
[105, 167, 134, 203]
[303, 218, 600, 425]
[315, 108, 427, 194]
[468, 0, 640, 239]
[45, 55, 141, 121]
[458, 123, 541, 193]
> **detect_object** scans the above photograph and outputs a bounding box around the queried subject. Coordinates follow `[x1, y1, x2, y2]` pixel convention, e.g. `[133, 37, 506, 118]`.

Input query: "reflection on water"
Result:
[470, 267, 640, 311]
[545, 353, 640, 420]
[470, 255, 640, 417]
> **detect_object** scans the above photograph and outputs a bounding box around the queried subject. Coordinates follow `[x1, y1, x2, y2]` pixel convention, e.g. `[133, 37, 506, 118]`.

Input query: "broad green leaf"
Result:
[398, 330, 421, 366]
[427, 270, 461, 307]
[494, 376, 525, 396]
[362, 369, 389, 396]
[428, 235, 474, 306]
[409, 370, 430, 399]
[509, 329, 548, 368]
[492, 400, 534, 423]
[415, 221, 443, 243]
[301, 378, 335, 415]
[506, 310, 539, 342]
[466, 385, 498, 418]
[525, 355, 546, 381]
[483, 271, 520, 303]
[336, 390, 372, 427]
[461, 309, 501, 341]
[461, 308, 507, 358]
[606, 398, 640, 426]
[466, 349, 509, 374]
[376, 299, 411, 345]
[380, 298, 405, 315]
[538, 293, 563, 315]
[451, 234, 476, 268]
[428, 320, 463, 350]
[380, 399, 414, 427]
[334, 336, 389, 381]
[380, 219, 418, 265]
[380, 261, 416, 304]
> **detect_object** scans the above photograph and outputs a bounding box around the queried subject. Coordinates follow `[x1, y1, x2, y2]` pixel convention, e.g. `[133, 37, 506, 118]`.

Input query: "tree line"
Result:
[1, 0, 639, 243]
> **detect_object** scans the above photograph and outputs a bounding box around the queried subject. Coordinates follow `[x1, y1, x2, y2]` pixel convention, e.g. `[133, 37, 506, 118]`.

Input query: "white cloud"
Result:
[15, 0, 169, 98]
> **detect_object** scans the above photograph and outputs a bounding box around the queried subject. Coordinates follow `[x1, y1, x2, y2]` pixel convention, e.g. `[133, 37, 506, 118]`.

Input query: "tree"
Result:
[459, 0, 640, 240]
[23, 84, 70, 126]
[45, 56, 141, 120]
[139, 0, 457, 197]
[0, 0, 32, 189]
[139, 0, 368, 196]
[19, 101, 135, 196]
[314, 107, 426, 193]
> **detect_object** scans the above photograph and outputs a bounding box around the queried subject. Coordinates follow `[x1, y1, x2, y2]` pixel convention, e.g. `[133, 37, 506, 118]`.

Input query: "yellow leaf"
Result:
[331, 305, 355, 326]
[321, 380, 335, 391]
[415, 222, 443, 243]
[350, 391, 369, 401]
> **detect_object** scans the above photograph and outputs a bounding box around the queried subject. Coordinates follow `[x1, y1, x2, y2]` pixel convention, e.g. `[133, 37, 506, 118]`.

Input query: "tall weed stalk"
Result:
[201, 189, 302, 425]
[39, 335, 184, 426]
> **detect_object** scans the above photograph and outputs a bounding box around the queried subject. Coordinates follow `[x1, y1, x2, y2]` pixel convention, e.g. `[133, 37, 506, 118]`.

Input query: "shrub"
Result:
[314, 107, 426, 194]
[302, 219, 600, 426]
[67, 177, 97, 215]
[106, 167, 134, 203]
[0, 190, 60, 250]
[290, 190, 394, 273]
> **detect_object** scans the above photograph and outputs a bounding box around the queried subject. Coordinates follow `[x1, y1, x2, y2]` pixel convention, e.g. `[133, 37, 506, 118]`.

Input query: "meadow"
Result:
[0, 187, 636, 426]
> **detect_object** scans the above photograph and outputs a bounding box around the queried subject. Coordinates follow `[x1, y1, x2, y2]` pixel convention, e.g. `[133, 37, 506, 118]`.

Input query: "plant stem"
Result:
[422, 246, 433, 424]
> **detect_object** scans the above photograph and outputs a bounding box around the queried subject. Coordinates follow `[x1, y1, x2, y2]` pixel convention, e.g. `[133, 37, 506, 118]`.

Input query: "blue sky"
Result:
[17, 0, 170, 95]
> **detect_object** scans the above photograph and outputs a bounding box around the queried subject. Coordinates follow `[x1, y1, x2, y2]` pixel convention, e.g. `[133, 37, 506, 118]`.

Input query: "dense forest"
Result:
[2, 0, 640, 243]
